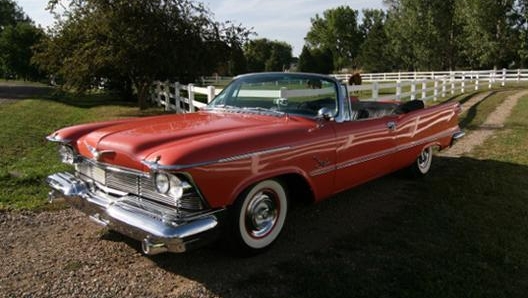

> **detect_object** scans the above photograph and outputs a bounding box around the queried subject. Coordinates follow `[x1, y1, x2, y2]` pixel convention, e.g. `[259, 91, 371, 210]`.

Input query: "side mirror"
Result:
[316, 107, 334, 121]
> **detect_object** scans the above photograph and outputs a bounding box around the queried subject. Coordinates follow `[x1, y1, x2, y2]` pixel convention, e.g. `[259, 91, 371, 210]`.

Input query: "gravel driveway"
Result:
[1, 177, 406, 297]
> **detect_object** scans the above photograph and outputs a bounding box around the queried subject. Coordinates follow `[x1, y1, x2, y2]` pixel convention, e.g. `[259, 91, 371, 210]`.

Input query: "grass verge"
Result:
[0, 93, 165, 210]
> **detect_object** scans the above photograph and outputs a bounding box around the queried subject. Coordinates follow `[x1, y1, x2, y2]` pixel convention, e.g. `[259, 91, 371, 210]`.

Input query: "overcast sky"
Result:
[17, 0, 385, 56]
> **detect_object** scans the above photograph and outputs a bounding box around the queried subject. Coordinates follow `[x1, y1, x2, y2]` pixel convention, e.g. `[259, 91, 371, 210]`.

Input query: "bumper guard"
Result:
[47, 172, 222, 255]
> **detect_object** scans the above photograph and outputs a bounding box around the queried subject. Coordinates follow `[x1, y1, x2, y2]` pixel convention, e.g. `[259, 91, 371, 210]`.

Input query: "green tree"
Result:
[0, 0, 42, 80]
[516, 0, 528, 67]
[298, 46, 334, 74]
[227, 45, 247, 76]
[244, 38, 292, 72]
[0, 22, 44, 80]
[357, 9, 392, 72]
[455, 0, 518, 69]
[383, 0, 458, 70]
[305, 6, 363, 70]
[35, 0, 252, 108]
[0, 0, 28, 30]
[298, 45, 315, 72]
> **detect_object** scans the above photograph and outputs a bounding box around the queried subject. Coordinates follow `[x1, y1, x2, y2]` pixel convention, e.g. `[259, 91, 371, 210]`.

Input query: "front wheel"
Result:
[408, 146, 433, 176]
[230, 179, 288, 254]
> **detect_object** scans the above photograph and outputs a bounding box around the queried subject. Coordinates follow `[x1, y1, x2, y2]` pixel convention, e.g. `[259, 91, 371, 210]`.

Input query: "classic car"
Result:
[46, 72, 464, 255]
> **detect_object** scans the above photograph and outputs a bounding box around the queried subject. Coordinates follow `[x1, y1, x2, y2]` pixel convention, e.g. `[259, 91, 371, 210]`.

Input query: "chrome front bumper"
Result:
[47, 172, 223, 255]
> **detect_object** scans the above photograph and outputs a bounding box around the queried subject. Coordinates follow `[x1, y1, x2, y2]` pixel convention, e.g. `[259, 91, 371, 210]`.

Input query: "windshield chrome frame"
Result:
[206, 72, 351, 122]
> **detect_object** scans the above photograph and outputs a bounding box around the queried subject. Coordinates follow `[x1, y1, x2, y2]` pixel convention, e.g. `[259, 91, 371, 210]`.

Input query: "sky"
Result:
[17, 0, 385, 56]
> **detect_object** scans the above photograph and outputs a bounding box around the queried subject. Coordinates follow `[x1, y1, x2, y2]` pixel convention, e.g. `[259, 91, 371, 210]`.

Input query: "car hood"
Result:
[66, 111, 309, 171]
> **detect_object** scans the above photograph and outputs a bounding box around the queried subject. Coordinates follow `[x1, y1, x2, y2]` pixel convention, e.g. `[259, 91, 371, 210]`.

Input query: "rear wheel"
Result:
[231, 179, 288, 254]
[409, 146, 433, 176]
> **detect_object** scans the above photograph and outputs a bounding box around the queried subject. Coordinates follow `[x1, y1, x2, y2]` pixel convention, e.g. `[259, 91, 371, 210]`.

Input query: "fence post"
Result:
[156, 81, 162, 107]
[518, 69, 521, 83]
[162, 81, 171, 111]
[188, 83, 195, 112]
[173, 82, 181, 113]
[475, 73, 479, 91]
[421, 79, 427, 99]
[442, 77, 446, 98]
[150, 82, 156, 104]
[502, 68, 506, 86]
[372, 82, 379, 101]
[280, 87, 288, 99]
[207, 85, 216, 103]
[461, 73, 465, 93]
[451, 72, 455, 95]
[411, 80, 416, 100]
[396, 80, 402, 100]
[433, 77, 439, 101]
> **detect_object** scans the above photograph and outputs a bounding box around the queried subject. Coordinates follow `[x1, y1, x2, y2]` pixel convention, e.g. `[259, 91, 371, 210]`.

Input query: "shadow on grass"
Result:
[0, 84, 142, 109]
[102, 156, 528, 298]
[0, 84, 55, 100]
[459, 92, 496, 129]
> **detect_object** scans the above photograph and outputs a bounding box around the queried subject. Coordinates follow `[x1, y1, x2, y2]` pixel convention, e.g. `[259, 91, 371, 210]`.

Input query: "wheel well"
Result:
[276, 173, 315, 204]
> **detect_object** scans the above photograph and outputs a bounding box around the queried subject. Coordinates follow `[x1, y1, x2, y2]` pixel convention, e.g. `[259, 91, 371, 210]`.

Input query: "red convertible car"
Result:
[47, 72, 463, 255]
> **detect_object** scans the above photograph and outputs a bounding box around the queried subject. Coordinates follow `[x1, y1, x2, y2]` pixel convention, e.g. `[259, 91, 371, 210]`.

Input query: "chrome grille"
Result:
[107, 171, 138, 194]
[76, 161, 205, 211]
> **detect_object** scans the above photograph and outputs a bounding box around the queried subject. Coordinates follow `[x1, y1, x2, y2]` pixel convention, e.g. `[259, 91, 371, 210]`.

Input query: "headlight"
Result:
[59, 145, 77, 165]
[154, 173, 170, 194]
[168, 175, 184, 198]
[154, 173, 186, 199]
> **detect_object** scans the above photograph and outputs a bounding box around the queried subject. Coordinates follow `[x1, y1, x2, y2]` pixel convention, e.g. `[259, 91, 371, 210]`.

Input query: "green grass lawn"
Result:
[0, 93, 166, 210]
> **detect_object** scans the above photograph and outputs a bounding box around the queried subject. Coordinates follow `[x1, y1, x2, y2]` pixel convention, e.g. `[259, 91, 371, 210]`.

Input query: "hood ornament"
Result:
[142, 155, 162, 171]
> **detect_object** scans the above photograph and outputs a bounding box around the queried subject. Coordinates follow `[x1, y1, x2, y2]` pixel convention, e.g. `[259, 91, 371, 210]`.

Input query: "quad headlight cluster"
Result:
[153, 172, 190, 200]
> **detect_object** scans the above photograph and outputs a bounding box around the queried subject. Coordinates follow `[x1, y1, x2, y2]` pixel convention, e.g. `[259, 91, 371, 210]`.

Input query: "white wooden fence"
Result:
[150, 81, 220, 112]
[152, 69, 528, 113]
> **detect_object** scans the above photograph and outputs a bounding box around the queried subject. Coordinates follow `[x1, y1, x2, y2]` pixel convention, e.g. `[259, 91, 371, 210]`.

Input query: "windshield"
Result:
[207, 73, 338, 118]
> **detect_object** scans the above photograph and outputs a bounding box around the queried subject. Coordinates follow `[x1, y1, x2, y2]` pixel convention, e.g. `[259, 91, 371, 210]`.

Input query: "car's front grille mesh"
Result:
[76, 162, 205, 211]
[107, 171, 138, 194]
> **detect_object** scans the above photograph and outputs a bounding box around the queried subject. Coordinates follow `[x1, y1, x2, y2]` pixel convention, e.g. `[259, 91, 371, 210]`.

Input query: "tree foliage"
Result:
[244, 38, 293, 72]
[298, 45, 333, 74]
[0, 0, 43, 80]
[357, 9, 391, 72]
[455, 0, 518, 68]
[383, 0, 459, 70]
[302, 1, 528, 72]
[0, 22, 44, 80]
[35, 0, 252, 108]
[0, 0, 28, 30]
[305, 6, 363, 70]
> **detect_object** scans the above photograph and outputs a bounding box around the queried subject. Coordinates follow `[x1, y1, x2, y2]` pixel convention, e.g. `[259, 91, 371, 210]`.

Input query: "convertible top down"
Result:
[47, 72, 463, 255]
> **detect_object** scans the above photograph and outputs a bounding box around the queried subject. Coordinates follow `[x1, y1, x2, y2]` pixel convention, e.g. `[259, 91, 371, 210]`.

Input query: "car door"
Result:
[330, 114, 399, 193]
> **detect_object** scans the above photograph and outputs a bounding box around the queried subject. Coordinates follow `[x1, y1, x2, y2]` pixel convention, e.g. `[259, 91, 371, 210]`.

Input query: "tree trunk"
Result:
[135, 80, 150, 110]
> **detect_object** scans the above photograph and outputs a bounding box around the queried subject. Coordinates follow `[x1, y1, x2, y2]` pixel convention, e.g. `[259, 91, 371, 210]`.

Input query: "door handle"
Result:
[387, 121, 397, 131]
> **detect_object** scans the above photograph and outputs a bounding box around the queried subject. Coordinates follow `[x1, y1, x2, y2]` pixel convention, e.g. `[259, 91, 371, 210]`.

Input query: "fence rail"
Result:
[152, 69, 528, 113]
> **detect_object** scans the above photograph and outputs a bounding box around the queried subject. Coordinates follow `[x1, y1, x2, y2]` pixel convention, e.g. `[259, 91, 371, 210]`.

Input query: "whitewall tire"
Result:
[410, 146, 433, 176]
[232, 179, 288, 253]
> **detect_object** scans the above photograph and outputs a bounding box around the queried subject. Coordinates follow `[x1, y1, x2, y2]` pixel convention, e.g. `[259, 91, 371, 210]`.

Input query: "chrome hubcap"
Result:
[245, 190, 278, 238]
[418, 148, 431, 170]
